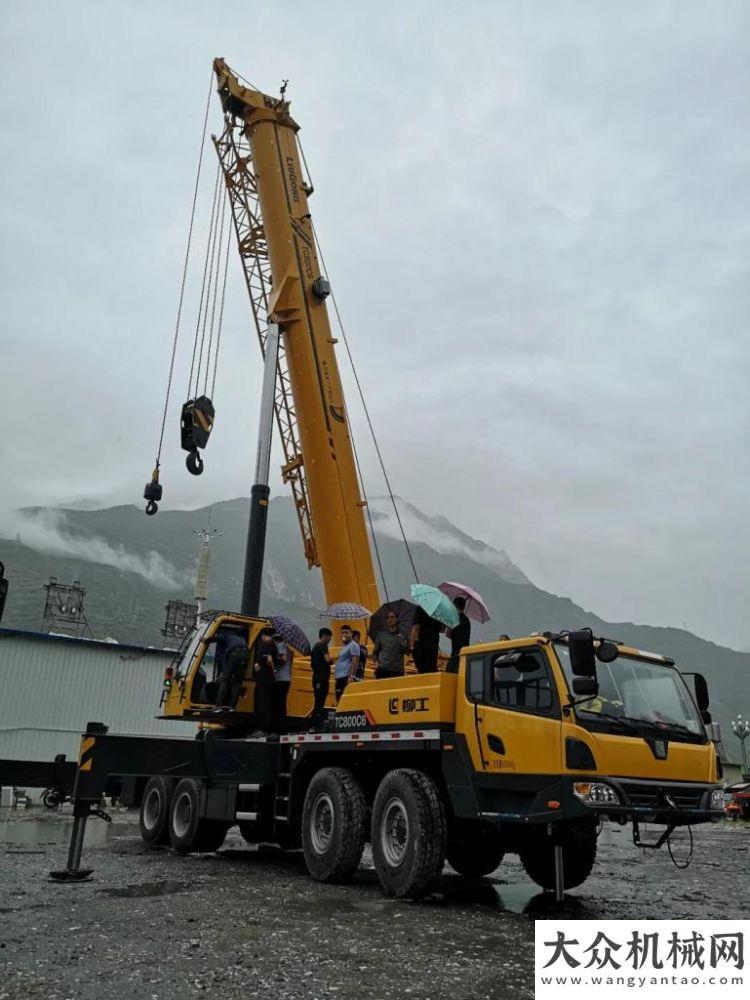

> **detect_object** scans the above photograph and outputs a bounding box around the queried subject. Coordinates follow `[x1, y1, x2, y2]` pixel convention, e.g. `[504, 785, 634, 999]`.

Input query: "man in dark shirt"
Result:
[410, 605, 443, 673]
[309, 627, 333, 731]
[214, 630, 250, 710]
[253, 626, 278, 734]
[445, 596, 471, 673]
[373, 611, 407, 679]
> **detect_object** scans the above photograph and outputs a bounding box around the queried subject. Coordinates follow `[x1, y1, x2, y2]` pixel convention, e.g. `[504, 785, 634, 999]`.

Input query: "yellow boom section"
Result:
[213, 59, 380, 614]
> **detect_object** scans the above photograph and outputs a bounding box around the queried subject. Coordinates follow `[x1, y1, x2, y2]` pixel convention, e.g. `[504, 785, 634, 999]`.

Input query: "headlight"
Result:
[710, 789, 726, 810]
[573, 781, 621, 806]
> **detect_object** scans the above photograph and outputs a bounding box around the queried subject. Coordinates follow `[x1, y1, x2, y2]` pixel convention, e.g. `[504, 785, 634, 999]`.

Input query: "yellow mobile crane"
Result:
[7, 61, 723, 899]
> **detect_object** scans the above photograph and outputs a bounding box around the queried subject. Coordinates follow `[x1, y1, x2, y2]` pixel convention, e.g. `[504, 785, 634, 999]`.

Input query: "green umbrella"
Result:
[409, 584, 460, 628]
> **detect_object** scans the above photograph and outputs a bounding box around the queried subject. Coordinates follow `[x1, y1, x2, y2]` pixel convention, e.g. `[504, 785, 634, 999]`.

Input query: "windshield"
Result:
[554, 643, 706, 741]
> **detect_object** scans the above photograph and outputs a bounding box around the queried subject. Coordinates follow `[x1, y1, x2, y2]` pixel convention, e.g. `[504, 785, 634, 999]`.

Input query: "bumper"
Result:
[560, 775, 724, 826]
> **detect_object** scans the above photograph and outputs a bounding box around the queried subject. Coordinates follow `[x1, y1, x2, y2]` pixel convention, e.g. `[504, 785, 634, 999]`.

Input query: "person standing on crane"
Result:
[445, 597, 471, 673]
[252, 626, 278, 734]
[410, 607, 444, 673]
[334, 625, 360, 702]
[310, 627, 333, 730]
[213, 629, 250, 711]
[273, 633, 293, 733]
[373, 611, 407, 679]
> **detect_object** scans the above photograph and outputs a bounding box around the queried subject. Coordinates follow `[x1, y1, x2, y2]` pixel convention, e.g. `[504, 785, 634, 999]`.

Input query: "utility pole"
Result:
[194, 522, 222, 619]
[732, 716, 750, 779]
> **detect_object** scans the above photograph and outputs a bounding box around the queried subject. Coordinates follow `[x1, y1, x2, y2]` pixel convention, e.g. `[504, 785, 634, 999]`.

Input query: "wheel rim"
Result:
[173, 791, 192, 839]
[381, 797, 409, 868]
[310, 792, 334, 854]
[143, 787, 162, 831]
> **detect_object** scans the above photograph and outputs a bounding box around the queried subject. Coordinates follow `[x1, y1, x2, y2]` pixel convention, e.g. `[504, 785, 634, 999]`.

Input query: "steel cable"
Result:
[154, 67, 214, 467]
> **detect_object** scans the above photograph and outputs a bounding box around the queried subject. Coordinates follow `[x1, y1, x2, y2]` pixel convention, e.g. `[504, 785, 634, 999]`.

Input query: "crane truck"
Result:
[1, 60, 724, 899]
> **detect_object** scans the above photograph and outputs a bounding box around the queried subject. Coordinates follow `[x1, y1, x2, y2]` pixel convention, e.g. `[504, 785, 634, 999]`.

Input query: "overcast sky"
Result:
[1, 1, 748, 649]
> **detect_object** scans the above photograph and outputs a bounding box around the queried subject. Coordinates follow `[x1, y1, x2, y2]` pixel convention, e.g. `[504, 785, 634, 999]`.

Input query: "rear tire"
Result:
[519, 822, 597, 890]
[168, 778, 228, 854]
[238, 820, 259, 845]
[139, 776, 174, 846]
[371, 769, 447, 899]
[446, 823, 504, 878]
[301, 767, 366, 883]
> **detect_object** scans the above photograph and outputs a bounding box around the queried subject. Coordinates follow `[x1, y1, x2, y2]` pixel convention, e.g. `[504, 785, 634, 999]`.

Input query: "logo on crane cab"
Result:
[388, 697, 429, 716]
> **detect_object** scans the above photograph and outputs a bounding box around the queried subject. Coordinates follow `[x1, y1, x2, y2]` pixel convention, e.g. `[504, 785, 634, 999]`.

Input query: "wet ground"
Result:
[0, 811, 748, 1000]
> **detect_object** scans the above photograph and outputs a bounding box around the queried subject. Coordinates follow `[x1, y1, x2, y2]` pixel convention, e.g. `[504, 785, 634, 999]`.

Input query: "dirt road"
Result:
[1, 812, 748, 1000]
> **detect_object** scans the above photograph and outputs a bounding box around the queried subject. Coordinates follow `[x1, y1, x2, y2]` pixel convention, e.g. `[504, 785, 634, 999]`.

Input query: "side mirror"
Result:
[572, 677, 598, 697]
[691, 672, 711, 724]
[596, 640, 619, 663]
[568, 629, 596, 677]
[0, 561, 8, 623]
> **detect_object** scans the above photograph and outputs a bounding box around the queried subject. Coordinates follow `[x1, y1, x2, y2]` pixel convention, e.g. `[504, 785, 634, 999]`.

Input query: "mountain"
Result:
[0, 496, 746, 757]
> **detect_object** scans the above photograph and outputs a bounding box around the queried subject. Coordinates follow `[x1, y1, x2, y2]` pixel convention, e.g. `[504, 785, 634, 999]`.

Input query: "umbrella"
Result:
[409, 584, 459, 629]
[438, 581, 491, 623]
[367, 599, 418, 643]
[321, 601, 372, 621]
[267, 615, 312, 655]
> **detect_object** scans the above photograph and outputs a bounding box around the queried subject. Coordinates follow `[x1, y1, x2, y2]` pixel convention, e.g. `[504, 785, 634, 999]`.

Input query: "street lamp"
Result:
[731, 716, 750, 779]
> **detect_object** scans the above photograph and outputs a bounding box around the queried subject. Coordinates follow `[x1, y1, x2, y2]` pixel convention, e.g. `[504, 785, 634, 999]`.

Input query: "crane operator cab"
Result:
[159, 612, 325, 731]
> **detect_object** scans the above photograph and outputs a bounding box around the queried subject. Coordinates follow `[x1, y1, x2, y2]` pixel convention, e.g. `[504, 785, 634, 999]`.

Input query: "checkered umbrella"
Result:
[321, 602, 372, 621]
[267, 615, 312, 655]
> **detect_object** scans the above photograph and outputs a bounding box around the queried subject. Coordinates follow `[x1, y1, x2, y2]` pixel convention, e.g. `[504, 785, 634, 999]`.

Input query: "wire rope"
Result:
[189, 162, 222, 398]
[203, 189, 229, 396]
[210, 201, 233, 398]
[153, 67, 214, 467]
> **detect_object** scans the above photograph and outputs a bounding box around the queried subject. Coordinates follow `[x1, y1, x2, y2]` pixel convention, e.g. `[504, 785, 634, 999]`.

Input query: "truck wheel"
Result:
[371, 769, 447, 899]
[301, 767, 366, 883]
[446, 824, 504, 878]
[519, 822, 597, 890]
[238, 820, 259, 845]
[168, 778, 228, 854]
[139, 776, 174, 846]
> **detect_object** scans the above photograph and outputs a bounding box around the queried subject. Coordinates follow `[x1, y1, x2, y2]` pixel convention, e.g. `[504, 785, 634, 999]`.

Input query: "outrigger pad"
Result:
[49, 868, 94, 883]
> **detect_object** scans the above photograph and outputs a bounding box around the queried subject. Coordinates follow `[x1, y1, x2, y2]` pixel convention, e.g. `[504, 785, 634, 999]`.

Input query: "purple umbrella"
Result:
[438, 581, 491, 623]
[268, 615, 312, 655]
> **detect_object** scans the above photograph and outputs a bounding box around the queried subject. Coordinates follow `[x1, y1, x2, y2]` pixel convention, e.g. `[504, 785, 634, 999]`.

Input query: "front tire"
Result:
[139, 776, 174, 846]
[301, 767, 366, 883]
[446, 822, 504, 878]
[371, 769, 447, 899]
[519, 822, 597, 890]
[168, 778, 228, 853]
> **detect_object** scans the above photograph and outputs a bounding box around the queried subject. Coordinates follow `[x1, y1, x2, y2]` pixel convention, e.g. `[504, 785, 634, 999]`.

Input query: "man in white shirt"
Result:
[334, 625, 360, 703]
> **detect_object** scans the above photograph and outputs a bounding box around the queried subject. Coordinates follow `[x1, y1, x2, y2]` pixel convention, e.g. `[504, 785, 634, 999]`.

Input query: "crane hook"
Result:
[143, 466, 163, 515]
[186, 449, 204, 476]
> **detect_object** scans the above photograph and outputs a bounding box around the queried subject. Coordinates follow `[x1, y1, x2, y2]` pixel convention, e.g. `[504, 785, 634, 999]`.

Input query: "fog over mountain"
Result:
[0, 496, 746, 761]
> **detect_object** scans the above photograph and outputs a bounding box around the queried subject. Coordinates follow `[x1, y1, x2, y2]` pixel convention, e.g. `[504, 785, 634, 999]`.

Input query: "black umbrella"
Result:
[367, 599, 418, 644]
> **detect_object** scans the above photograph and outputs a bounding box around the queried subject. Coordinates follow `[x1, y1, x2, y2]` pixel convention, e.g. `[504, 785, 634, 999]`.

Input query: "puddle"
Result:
[0, 819, 113, 849]
[99, 879, 194, 899]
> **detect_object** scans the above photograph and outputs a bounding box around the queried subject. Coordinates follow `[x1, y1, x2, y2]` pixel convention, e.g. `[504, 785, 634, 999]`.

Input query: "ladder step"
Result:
[238, 783, 260, 792]
[274, 815, 288, 822]
[236, 811, 257, 821]
[277, 772, 291, 778]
